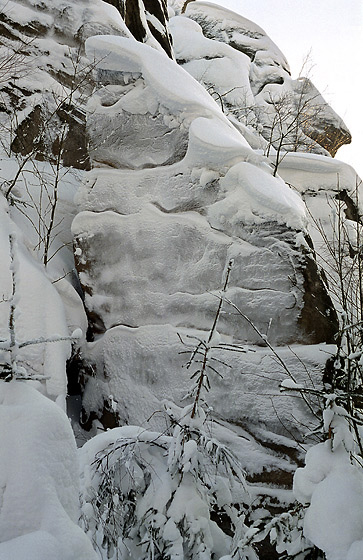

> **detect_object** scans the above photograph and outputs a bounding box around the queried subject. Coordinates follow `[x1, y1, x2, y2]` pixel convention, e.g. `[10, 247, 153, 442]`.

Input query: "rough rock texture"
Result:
[0, 0, 132, 168]
[181, 2, 351, 157]
[104, 0, 173, 57]
[72, 28, 339, 444]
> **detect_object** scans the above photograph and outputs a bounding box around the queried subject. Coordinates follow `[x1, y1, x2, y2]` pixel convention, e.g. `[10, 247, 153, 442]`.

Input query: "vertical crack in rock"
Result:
[104, 0, 173, 57]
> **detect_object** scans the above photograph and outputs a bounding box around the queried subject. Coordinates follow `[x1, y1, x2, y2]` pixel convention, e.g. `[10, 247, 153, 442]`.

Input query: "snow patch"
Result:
[0, 382, 97, 560]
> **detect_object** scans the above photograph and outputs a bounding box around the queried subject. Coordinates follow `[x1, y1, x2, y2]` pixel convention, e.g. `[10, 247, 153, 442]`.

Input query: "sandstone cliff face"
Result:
[0, 0, 357, 507]
[0, 0, 344, 403]
[68, 6, 343, 444]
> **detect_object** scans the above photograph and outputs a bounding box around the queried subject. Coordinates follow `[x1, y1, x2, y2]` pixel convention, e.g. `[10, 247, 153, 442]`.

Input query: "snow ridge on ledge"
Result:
[85, 33, 306, 231]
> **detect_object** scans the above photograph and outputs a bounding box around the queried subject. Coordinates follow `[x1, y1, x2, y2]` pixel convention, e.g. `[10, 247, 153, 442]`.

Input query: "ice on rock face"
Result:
[75, 164, 221, 215]
[81, 322, 333, 447]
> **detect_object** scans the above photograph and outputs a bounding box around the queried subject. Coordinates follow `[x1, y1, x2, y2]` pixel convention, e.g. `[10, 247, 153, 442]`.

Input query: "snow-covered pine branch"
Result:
[80, 401, 257, 560]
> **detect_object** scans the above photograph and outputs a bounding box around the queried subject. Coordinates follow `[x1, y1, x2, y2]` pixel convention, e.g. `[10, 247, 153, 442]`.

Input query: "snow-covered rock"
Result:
[0, 0, 132, 170]
[182, 1, 351, 157]
[72, 30, 338, 441]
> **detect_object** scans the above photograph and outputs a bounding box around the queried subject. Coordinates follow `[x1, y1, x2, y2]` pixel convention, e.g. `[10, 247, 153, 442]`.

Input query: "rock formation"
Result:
[70, 4, 344, 435]
[104, 0, 173, 57]
[0, 1, 359, 556]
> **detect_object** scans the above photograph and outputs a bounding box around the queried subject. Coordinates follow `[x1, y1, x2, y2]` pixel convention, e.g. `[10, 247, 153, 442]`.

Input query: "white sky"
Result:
[205, 0, 363, 179]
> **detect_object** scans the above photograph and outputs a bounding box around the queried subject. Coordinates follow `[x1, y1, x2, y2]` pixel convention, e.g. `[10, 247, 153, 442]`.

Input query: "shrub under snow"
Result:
[79, 402, 258, 560]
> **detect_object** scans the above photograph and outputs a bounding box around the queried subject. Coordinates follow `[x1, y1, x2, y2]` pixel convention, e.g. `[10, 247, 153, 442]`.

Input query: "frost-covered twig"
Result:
[178, 260, 234, 419]
[220, 294, 320, 420]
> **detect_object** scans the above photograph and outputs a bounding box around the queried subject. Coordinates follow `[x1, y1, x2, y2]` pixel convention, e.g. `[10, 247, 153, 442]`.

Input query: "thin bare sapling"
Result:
[0, 232, 81, 382]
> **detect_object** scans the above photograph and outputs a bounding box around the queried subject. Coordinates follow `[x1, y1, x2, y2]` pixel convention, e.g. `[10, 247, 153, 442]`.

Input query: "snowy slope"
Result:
[0, 382, 97, 560]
